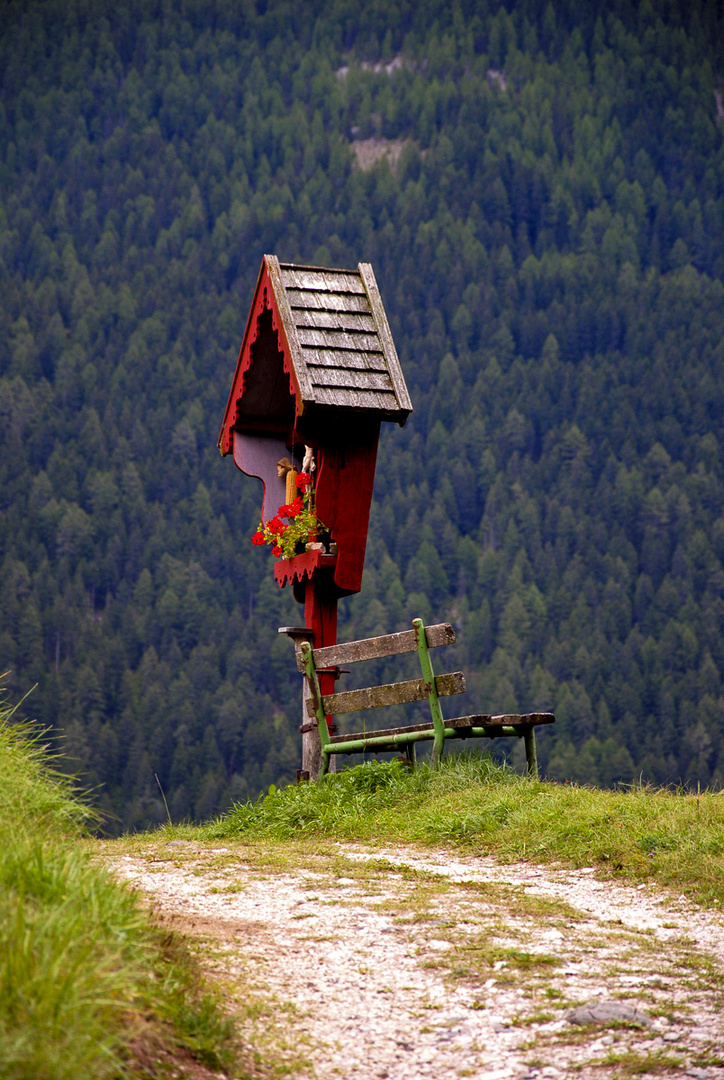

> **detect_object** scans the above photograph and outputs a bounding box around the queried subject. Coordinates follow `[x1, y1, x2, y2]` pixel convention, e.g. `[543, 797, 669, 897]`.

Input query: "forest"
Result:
[1, 0, 723, 830]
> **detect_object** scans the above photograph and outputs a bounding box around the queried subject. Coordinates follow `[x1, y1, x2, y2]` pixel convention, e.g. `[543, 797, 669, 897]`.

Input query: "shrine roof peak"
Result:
[218, 255, 412, 454]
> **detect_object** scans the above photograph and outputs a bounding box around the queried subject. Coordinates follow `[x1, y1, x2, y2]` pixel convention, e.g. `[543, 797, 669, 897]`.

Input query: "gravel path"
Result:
[107, 841, 724, 1080]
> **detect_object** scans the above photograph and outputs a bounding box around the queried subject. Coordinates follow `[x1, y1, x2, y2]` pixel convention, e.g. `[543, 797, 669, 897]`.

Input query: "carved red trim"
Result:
[218, 258, 300, 455]
[274, 549, 338, 589]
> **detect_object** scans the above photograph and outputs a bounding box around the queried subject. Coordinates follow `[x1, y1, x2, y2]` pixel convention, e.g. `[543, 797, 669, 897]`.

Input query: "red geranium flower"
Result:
[267, 516, 287, 535]
[296, 472, 312, 489]
[278, 496, 303, 518]
[252, 530, 265, 546]
[272, 545, 282, 557]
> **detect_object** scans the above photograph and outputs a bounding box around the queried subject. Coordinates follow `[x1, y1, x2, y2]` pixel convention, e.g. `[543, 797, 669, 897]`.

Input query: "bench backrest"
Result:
[301, 618, 464, 734]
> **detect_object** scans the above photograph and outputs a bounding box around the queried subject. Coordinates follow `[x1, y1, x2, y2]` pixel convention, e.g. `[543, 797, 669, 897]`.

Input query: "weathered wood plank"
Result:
[458, 712, 556, 728]
[281, 267, 366, 294]
[327, 719, 553, 751]
[286, 289, 370, 313]
[310, 368, 394, 391]
[312, 386, 398, 410]
[281, 268, 329, 291]
[328, 715, 493, 744]
[302, 348, 388, 371]
[306, 671, 466, 717]
[297, 327, 383, 352]
[329, 721, 435, 743]
[293, 309, 377, 333]
[312, 622, 455, 668]
[323, 271, 367, 294]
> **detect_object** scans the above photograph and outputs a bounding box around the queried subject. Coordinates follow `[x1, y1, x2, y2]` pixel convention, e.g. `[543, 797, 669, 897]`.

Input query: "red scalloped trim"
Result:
[273, 549, 336, 589]
[218, 259, 300, 455]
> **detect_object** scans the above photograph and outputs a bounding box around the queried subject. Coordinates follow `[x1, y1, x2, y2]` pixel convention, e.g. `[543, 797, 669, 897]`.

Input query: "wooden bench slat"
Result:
[329, 720, 439, 743]
[448, 712, 556, 728]
[311, 621, 455, 669]
[328, 712, 555, 745]
[306, 671, 466, 717]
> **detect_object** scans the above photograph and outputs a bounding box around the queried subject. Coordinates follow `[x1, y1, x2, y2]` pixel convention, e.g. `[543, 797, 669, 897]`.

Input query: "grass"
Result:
[0, 687, 239, 1080]
[205, 754, 724, 907]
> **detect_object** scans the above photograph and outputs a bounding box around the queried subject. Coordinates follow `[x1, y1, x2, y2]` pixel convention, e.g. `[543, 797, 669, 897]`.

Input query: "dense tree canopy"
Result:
[1, 0, 723, 829]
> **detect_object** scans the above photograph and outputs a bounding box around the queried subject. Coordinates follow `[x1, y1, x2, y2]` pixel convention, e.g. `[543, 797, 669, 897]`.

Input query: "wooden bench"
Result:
[293, 618, 554, 779]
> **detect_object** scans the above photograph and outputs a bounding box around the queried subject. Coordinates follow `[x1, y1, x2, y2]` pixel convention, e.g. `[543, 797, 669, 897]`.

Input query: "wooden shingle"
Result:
[269, 256, 412, 421]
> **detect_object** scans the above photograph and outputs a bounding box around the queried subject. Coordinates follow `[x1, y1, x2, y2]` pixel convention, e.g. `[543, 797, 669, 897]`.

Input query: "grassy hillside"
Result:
[205, 755, 724, 909]
[1, 0, 723, 829]
[0, 686, 238, 1080]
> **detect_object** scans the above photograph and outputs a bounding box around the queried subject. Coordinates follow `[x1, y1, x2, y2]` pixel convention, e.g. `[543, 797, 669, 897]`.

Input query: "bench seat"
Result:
[329, 712, 555, 748]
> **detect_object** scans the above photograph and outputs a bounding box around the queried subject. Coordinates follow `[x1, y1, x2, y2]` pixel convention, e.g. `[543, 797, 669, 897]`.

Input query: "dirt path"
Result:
[106, 840, 724, 1080]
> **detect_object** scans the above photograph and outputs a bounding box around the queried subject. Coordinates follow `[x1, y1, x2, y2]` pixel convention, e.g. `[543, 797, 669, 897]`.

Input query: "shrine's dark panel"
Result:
[237, 310, 296, 430]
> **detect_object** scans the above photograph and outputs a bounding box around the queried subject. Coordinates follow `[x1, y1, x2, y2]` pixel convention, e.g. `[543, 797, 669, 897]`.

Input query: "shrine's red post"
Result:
[303, 569, 339, 733]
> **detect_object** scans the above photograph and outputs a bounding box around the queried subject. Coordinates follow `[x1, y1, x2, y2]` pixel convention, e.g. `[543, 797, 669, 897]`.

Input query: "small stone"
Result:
[566, 1001, 652, 1027]
[541, 1067, 560, 1078]
[663, 1030, 681, 1042]
[687, 1069, 710, 1079]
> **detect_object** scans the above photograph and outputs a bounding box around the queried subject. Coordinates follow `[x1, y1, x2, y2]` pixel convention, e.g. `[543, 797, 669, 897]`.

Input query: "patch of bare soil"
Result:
[105, 842, 724, 1080]
[350, 138, 412, 172]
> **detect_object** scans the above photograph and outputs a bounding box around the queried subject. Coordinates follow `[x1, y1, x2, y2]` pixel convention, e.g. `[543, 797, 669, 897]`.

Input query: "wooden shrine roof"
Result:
[218, 256, 412, 453]
[269, 257, 412, 418]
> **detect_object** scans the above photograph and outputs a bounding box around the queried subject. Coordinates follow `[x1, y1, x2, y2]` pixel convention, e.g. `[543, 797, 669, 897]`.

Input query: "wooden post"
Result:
[278, 627, 319, 780]
[279, 567, 340, 781]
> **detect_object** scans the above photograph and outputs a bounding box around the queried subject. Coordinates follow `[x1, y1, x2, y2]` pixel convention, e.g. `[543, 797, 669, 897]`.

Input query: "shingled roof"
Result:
[270, 257, 411, 415]
[218, 255, 412, 453]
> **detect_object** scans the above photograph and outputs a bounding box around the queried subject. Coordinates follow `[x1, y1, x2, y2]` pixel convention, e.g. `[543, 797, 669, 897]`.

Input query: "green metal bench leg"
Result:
[301, 641, 333, 781]
[404, 741, 416, 766]
[522, 725, 538, 779]
[413, 618, 446, 769]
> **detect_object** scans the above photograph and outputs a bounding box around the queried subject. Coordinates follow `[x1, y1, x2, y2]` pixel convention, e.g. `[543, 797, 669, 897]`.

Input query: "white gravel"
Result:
[107, 842, 724, 1080]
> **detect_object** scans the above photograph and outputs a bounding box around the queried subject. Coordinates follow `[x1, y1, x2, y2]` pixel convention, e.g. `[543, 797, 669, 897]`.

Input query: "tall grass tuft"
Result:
[0, 686, 237, 1079]
[205, 753, 516, 841]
